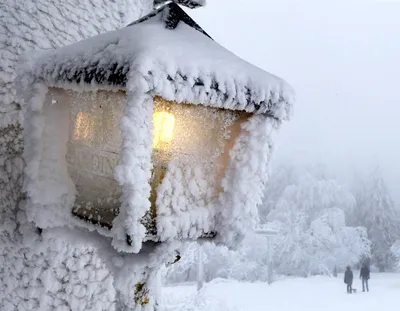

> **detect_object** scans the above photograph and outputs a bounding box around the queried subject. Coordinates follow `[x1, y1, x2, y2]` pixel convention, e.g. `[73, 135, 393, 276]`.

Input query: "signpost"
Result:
[254, 227, 279, 285]
[197, 243, 204, 292]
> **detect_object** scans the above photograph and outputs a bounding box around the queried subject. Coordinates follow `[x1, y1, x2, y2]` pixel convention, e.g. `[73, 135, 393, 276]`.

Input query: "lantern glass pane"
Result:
[145, 97, 251, 236]
[151, 96, 245, 193]
[66, 90, 124, 228]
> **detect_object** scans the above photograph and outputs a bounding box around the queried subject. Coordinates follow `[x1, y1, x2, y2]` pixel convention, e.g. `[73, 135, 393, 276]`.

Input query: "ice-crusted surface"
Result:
[156, 162, 216, 241]
[0, 1, 154, 310]
[3, 213, 182, 311]
[112, 75, 154, 253]
[216, 115, 279, 248]
[0, 235, 116, 311]
[0, 0, 152, 127]
[22, 84, 77, 230]
[155, 104, 242, 242]
[23, 10, 294, 119]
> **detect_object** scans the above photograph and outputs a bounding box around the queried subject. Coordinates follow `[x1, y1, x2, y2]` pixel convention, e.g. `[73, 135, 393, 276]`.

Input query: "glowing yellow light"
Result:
[73, 112, 94, 141]
[152, 111, 175, 149]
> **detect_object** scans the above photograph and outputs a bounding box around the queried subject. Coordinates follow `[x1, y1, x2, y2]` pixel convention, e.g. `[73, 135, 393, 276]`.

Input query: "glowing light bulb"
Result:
[73, 112, 94, 141]
[152, 111, 175, 149]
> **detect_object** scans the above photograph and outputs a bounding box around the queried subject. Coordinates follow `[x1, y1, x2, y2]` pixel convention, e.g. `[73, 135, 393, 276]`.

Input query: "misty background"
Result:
[187, 0, 400, 200]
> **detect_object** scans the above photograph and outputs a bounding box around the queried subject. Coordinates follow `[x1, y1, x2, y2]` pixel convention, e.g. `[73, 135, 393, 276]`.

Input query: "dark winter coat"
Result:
[344, 269, 353, 285]
[360, 266, 370, 279]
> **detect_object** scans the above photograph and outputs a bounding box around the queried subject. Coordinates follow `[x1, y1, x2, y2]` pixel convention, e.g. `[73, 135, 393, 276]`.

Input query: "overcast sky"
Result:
[188, 0, 400, 199]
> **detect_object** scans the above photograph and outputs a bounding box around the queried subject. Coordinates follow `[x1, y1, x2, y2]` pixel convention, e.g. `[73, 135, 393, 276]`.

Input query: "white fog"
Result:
[189, 0, 400, 200]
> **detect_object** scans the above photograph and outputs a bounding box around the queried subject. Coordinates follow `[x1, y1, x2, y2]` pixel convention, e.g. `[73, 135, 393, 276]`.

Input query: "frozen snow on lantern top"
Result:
[65, 90, 249, 237]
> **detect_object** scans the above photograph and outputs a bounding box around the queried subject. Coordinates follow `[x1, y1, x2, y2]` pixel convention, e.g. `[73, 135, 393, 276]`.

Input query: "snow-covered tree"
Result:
[258, 163, 298, 221]
[390, 240, 400, 271]
[352, 168, 399, 271]
[265, 168, 370, 276]
[261, 164, 356, 223]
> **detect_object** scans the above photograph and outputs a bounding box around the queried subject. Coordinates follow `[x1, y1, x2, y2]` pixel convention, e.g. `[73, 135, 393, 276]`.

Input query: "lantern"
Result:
[20, 1, 293, 253]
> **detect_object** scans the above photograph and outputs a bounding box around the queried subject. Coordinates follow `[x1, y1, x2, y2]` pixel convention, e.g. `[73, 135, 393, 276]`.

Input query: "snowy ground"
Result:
[161, 273, 400, 311]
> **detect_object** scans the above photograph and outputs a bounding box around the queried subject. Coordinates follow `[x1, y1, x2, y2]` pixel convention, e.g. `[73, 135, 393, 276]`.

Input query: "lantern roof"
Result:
[21, 2, 294, 119]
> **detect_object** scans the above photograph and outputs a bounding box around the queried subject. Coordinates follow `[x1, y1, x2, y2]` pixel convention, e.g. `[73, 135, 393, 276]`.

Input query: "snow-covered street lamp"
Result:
[19, 1, 293, 253]
[18, 1, 293, 309]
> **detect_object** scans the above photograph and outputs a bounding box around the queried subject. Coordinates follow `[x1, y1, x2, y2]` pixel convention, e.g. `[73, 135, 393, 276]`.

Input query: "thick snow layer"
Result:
[0, 1, 154, 310]
[0, 228, 116, 311]
[216, 116, 278, 248]
[112, 77, 154, 252]
[161, 274, 400, 311]
[22, 10, 294, 119]
[1, 219, 182, 311]
[0, 0, 152, 127]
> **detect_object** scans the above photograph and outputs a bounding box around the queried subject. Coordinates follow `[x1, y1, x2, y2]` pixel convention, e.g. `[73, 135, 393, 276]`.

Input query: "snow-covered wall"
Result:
[0, 1, 152, 310]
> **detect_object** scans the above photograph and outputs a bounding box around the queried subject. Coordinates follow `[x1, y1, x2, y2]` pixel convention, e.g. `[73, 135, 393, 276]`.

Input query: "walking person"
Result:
[360, 263, 370, 292]
[344, 266, 354, 294]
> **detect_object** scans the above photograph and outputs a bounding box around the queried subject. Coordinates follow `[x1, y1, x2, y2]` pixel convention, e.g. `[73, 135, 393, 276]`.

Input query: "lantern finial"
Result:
[153, 0, 206, 10]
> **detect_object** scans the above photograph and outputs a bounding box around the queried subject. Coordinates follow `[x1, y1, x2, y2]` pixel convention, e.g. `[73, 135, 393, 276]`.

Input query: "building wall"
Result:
[0, 1, 152, 309]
